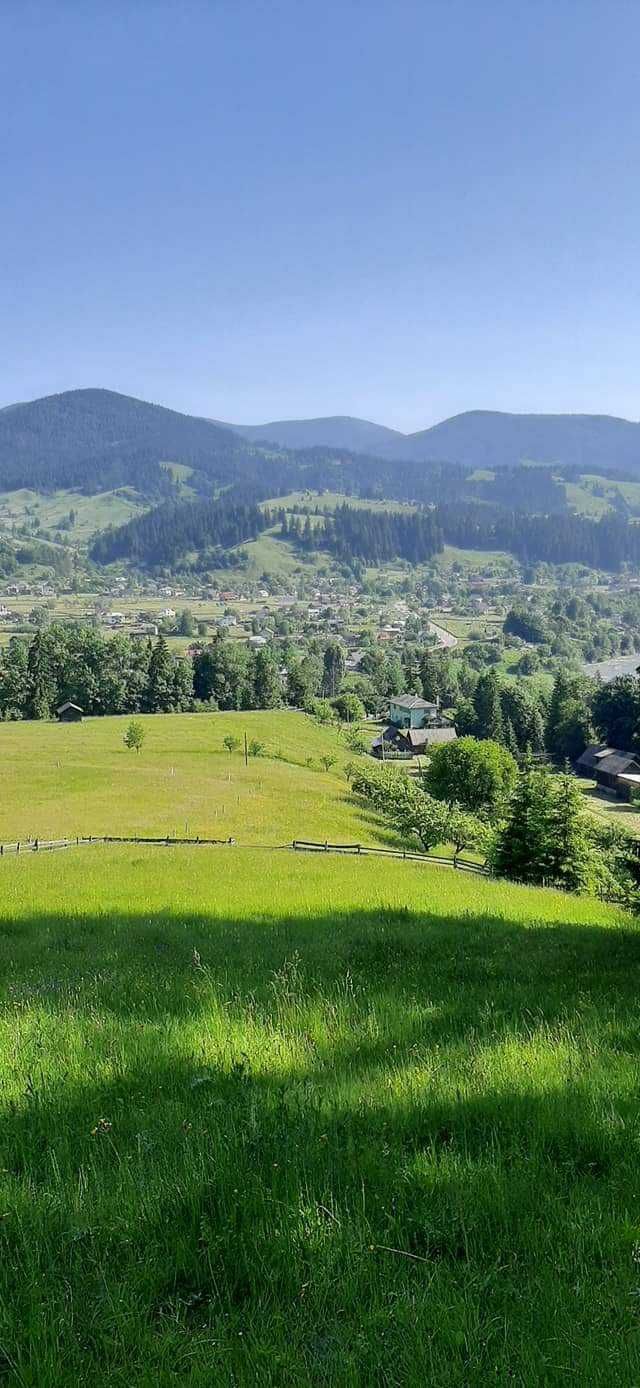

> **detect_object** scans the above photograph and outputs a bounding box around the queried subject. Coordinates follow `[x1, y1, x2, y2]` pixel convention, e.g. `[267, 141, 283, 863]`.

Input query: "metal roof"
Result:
[595, 752, 640, 776]
[389, 695, 437, 710]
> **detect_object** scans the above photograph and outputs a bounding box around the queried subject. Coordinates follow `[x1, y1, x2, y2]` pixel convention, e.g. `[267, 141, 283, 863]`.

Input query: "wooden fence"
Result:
[0, 833, 488, 874]
[291, 839, 488, 873]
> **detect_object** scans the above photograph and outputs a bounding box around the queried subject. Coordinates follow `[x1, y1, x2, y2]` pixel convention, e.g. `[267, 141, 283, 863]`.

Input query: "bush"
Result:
[331, 692, 365, 723]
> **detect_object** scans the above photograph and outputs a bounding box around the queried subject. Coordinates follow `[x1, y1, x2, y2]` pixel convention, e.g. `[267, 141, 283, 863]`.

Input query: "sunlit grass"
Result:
[0, 711, 379, 845]
[0, 847, 639, 1383]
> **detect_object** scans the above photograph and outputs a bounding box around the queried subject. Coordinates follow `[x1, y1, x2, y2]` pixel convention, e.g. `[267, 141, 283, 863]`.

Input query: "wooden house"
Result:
[576, 744, 640, 800]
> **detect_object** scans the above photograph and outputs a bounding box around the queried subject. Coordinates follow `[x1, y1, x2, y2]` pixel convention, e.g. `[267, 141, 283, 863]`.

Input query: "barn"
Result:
[57, 702, 83, 723]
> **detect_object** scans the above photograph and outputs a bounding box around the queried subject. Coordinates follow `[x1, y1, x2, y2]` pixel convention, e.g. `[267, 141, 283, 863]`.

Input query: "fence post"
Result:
[16, 842, 19, 855]
[35, 839, 39, 852]
[325, 840, 328, 851]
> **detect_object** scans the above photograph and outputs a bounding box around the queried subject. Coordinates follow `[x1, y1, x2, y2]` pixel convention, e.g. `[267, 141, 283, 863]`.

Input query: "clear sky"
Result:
[1, 0, 639, 430]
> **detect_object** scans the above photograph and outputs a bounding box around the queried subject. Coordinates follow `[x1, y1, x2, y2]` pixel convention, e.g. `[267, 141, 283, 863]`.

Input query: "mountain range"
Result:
[1, 390, 640, 497]
[222, 408, 640, 471]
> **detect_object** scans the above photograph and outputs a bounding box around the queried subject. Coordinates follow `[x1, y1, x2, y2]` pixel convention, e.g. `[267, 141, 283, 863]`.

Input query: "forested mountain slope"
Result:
[226, 408, 640, 472]
[0, 388, 256, 496]
[219, 414, 406, 457]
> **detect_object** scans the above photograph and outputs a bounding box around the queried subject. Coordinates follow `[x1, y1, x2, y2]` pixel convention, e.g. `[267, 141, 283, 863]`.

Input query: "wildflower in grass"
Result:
[91, 1117, 112, 1136]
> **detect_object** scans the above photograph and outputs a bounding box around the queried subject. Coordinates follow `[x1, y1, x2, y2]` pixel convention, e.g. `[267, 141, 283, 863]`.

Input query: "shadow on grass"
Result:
[2, 905, 640, 1381]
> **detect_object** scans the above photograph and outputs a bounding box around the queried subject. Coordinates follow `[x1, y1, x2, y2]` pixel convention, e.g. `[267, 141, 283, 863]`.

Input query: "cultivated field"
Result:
[0, 847, 638, 1383]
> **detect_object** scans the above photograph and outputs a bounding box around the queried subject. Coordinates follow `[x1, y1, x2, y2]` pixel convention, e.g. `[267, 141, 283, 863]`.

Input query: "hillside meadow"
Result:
[0, 847, 640, 1384]
[0, 712, 382, 845]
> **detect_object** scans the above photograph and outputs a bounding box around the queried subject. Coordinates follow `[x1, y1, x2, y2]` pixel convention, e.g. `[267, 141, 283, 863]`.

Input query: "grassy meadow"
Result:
[2, 712, 640, 1382]
[1, 848, 640, 1383]
[0, 712, 381, 845]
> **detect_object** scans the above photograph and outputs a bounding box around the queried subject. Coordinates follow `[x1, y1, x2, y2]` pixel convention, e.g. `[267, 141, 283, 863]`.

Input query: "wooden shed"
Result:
[57, 701, 83, 723]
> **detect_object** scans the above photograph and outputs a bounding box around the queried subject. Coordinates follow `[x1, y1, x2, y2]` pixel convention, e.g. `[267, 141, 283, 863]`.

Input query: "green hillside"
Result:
[0, 711, 373, 844]
[0, 844, 637, 1383]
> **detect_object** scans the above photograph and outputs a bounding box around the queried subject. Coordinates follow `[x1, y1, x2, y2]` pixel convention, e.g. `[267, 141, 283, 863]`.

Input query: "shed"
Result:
[57, 702, 83, 723]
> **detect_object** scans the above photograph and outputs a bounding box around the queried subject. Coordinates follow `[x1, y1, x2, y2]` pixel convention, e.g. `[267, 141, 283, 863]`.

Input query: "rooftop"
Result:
[389, 695, 437, 711]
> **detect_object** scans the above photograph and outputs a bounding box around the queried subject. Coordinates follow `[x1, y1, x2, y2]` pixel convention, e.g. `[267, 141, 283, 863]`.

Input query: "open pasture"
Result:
[0, 847, 638, 1383]
[0, 711, 381, 846]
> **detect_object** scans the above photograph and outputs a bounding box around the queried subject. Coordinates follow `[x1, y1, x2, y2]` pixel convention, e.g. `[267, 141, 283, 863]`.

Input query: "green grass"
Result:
[429, 610, 505, 645]
[0, 488, 145, 541]
[0, 711, 386, 845]
[262, 491, 416, 515]
[212, 529, 330, 583]
[565, 475, 640, 519]
[433, 545, 515, 571]
[0, 846, 639, 1383]
[579, 780, 640, 836]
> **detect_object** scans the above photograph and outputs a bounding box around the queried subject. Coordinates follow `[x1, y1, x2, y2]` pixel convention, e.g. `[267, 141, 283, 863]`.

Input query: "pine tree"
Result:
[143, 637, 175, 713]
[491, 759, 554, 884]
[252, 649, 281, 709]
[546, 768, 593, 892]
[474, 671, 503, 743]
[419, 648, 442, 702]
[503, 717, 520, 759]
[322, 641, 345, 698]
[25, 631, 57, 720]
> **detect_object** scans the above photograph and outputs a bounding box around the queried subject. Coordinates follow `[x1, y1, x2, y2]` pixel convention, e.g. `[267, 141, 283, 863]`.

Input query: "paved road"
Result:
[428, 620, 458, 650]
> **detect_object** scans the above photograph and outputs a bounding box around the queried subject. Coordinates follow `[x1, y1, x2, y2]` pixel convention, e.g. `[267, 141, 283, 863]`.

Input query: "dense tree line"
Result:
[287, 504, 445, 565]
[439, 503, 640, 571]
[469, 466, 568, 514]
[348, 744, 639, 903]
[91, 497, 269, 568]
[0, 628, 193, 719]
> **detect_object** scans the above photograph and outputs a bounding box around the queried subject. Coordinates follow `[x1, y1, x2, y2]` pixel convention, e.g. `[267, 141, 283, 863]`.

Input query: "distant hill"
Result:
[226, 408, 640, 472]
[2, 391, 640, 507]
[217, 414, 405, 457]
[402, 410, 640, 471]
[0, 388, 251, 496]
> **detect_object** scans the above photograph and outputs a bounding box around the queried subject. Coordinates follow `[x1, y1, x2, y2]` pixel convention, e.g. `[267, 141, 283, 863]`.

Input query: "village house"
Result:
[371, 695, 456, 760]
[576, 744, 640, 800]
[388, 695, 441, 729]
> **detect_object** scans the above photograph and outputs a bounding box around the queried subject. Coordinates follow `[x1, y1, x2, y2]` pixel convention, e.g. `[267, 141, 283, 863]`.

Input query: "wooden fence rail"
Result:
[0, 834, 489, 875]
[291, 839, 488, 874]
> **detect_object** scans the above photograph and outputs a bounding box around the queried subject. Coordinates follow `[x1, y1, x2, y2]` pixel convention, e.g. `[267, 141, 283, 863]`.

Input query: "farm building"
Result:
[372, 724, 456, 759]
[57, 702, 83, 723]
[576, 744, 640, 800]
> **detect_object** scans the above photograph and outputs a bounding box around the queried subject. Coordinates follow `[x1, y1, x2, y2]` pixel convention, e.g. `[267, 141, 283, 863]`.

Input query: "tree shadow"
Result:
[2, 903, 640, 1382]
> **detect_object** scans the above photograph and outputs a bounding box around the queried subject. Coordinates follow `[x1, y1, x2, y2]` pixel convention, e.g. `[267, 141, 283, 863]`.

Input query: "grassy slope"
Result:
[0, 487, 145, 540]
[0, 711, 389, 845]
[261, 491, 417, 515]
[0, 847, 638, 1384]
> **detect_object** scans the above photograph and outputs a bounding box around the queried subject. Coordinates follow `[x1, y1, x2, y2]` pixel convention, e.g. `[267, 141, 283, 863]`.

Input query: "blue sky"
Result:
[1, 1, 639, 429]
